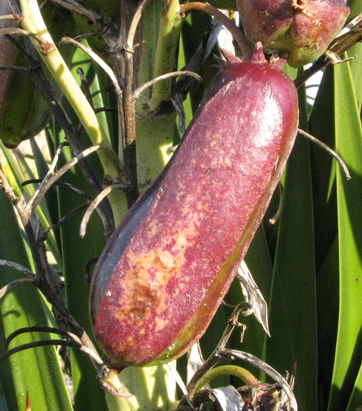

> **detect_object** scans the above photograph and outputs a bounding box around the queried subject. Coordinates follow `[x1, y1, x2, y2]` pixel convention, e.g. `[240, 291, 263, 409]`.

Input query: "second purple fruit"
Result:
[237, 0, 350, 67]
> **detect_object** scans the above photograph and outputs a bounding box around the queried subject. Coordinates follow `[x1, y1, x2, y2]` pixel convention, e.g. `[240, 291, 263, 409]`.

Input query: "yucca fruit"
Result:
[90, 43, 299, 369]
[237, 0, 350, 67]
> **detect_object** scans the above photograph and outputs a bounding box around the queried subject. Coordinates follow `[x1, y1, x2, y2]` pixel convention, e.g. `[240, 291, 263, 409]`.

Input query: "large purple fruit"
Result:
[237, 0, 350, 67]
[90, 44, 299, 369]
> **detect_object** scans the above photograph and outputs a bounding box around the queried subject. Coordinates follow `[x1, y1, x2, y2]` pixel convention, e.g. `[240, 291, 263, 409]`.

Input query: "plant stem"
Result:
[18, 0, 122, 210]
[195, 365, 259, 391]
[145, 0, 184, 112]
[180, 2, 251, 56]
[108, 0, 156, 207]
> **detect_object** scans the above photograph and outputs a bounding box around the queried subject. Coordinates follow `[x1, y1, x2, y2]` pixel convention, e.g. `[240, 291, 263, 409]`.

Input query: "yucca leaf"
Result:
[317, 237, 339, 409]
[0, 142, 62, 267]
[346, 0, 362, 108]
[51, 50, 110, 409]
[0, 191, 72, 411]
[346, 362, 362, 410]
[309, 66, 338, 270]
[267, 86, 318, 410]
[328, 56, 362, 410]
[0, 380, 9, 411]
[29, 138, 61, 250]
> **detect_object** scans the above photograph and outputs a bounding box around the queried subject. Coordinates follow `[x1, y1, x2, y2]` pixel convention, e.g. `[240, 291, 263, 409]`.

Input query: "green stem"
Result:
[105, 364, 178, 411]
[145, 0, 184, 112]
[18, 0, 121, 186]
[135, 0, 184, 192]
[196, 365, 259, 392]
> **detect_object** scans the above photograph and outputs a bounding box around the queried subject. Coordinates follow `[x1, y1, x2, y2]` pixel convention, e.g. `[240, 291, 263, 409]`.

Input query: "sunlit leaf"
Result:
[267, 87, 318, 410]
[328, 56, 362, 411]
[0, 193, 72, 411]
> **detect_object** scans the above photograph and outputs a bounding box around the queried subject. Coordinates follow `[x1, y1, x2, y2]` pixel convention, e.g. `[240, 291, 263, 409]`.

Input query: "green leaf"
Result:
[317, 238, 339, 409]
[309, 66, 338, 270]
[29, 138, 61, 251]
[226, 224, 273, 371]
[0, 380, 9, 411]
[346, 0, 362, 109]
[267, 87, 318, 410]
[346, 362, 362, 410]
[50, 136, 108, 410]
[328, 57, 362, 410]
[46, 46, 111, 410]
[0, 192, 72, 411]
[0, 142, 62, 267]
[52, 124, 109, 410]
[106, 365, 178, 411]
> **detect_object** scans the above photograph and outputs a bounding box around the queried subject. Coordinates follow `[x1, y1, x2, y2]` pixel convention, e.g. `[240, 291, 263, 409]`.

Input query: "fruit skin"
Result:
[90, 43, 299, 369]
[0, 1, 75, 148]
[237, 0, 350, 67]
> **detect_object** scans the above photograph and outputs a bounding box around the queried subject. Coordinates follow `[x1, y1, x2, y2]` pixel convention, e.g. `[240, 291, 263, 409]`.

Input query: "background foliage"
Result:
[0, 0, 361, 410]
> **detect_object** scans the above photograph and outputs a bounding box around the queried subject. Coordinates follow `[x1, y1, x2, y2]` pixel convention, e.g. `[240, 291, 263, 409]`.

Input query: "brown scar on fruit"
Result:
[114, 210, 207, 328]
[116, 337, 134, 359]
[114, 224, 200, 325]
[116, 280, 160, 324]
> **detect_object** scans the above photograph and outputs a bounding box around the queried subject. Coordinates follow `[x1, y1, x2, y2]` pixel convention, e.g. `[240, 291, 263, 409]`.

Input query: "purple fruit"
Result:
[237, 0, 350, 67]
[89, 43, 299, 369]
